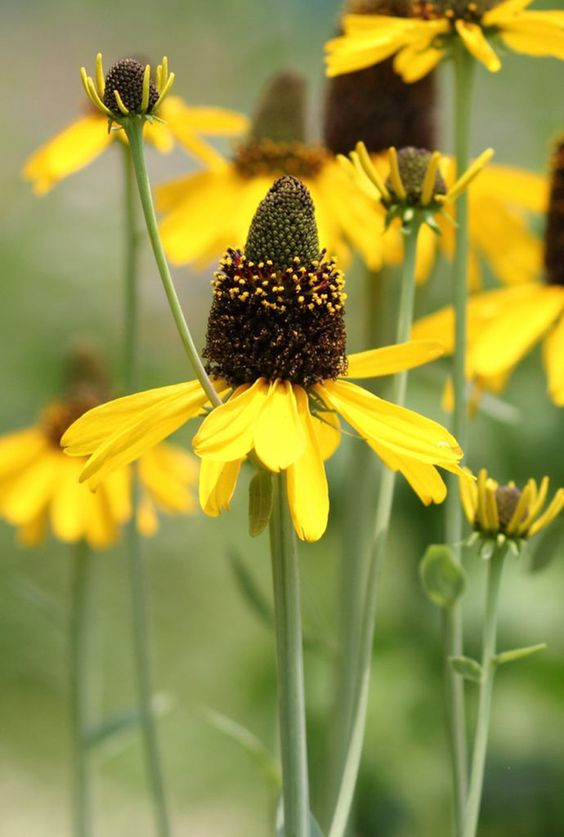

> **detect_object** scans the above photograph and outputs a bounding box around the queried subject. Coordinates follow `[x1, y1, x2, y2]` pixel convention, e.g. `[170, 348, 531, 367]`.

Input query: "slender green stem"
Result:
[269, 473, 310, 837]
[120, 143, 172, 837]
[443, 45, 475, 835]
[126, 478, 171, 837]
[122, 143, 140, 392]
[124, 120, 221, 408]
[70, 540, 92, 837]
[328, 222, 422, 837]
[462, 546, 506, 837]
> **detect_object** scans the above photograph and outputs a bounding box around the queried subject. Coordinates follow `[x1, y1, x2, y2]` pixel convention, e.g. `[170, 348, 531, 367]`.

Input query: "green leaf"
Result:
[229, 548, 273, 629]
[249, 470, 274, 537]
[202, 706, 281, 791]
[419, 545, 466, 608]
[493, 644, 547, 667]
[449, 655, 483, 683]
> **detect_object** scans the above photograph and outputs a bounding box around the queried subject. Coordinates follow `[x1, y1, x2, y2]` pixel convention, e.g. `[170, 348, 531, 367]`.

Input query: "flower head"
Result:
[340, 141, 493, 232]
[81, 53, 174, 122]
[460, 468, 564, 556]
[0, 351, 197, 549]
[326, 0, 564, 83]
[156, 70, 385, 270]
[63, 176, 465, 542]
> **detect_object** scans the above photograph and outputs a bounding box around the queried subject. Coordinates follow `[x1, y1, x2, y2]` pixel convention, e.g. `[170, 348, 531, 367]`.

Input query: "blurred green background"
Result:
[2, 1, 564, 834]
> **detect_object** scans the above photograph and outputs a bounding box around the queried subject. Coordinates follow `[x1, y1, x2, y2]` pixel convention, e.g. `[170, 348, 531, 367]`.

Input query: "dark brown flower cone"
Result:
[544, 138, 564, 286]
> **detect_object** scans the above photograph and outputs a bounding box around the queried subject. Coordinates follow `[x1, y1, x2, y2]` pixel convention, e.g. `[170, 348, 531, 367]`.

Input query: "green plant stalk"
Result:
[122, 143, 140, 392]
[70, 540, 92, 837]
[328, 221, 422, 837]
[443, 44, 475, 835]
[269, 473, 310, 837]
[462, 545, 506, 837]
[124, 119, 221, 408]
[121, 143, 172, 837]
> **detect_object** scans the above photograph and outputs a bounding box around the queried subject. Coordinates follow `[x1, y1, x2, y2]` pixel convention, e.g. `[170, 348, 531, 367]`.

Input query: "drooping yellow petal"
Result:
[528, 489, 564, 537]
[138, 444, 197, 514]
[143, 120, 175, 154]
[482, 0, 533, 25]
[544, 315, 564, 405]
[286, 389, 329, 542]
[160, 96, 249, 135]
[459, 467, 478, 524]
[394, 41, 445, 83]
[50, 457, 88, 543]
[18, 507, 49, 547]
[85, 484, 119, 549]
[312, 410, 341, 461]
[102, 466, 132, 524]
[62, 381, 207, 456]
[370, 441, 448, 505]
[455, 21, 501, 71]
[471, 287, 564, 379]
[199, 458, 243, 517]
[0, 429, 48, 478]
[78, 384, 210, 487]
[500, 26, 564, 60]
[193, 380, 270, 462]
[315, 380, 462, 465]
[346, 340, 444, 379]
[253, 381, 307, 472]
[2, 450, 60, 525]
[22, 115, 112, 194]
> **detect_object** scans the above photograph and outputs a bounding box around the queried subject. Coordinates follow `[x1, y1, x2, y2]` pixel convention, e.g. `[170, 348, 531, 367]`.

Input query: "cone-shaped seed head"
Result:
[545, 139, 564, 286]
[245, 176, 320, 271]
[249, 71, 307, 144]
[386, 147, 446, 203]
[102, 58, 159, 115]
[495, 485, 522, 532]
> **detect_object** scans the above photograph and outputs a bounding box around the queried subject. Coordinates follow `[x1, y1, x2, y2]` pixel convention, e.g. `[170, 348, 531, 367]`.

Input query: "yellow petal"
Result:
[22, 115, 112, 194]
[471, 287, 564, 379]
[455, 21, 501, 71]
[0, 429, 48, 478]
[483, 0, 533, 25]
[143, 120, 175, 153]
[199, 458, 243, 516]
[160, 96, 249, 135]
[50, 457, 88, 543]
[18, 507, 49, 547]
[102, 466, 132, 524]
[62, 381, 207, 456]
[78, 384, 209, 487]
[286, 390, 329, 542]
[394, 42, 445, 83]
[371, 442, 448, 505]
[528, 489, 564, 538]
[85, 485, 119, 549]
[139, 444, 197, 514]
[459, 467, 478, 523]
[193, 380, 270, 462]
[312, 411, 341, 461]
[315, 380, 462, 465]
[2, 450, 60, 525]
[346, 340, 444, 379]
[500, 26, 564, 60]
[544, 315, 564, 405]
[253, 381, 307, 472]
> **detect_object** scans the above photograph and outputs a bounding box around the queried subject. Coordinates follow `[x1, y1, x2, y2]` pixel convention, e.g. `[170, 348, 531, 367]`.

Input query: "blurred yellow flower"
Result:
[460, 467, 564, 545]
[23, 94, 248, 195]
[0, 397, 198, 549]
[63, 176, 465, 543]
[345, 147, 545, 286]
[326, 0, 564, 83]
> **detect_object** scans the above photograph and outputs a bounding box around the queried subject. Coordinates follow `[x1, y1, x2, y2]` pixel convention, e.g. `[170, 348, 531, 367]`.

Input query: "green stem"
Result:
[126, 479, 171, 837]
[121, 144, 171, 837]
[328, 222, 421, 837]
[462, 546, 506, 837]
[443, 44, 475, 835]
[122, 143, 140, 392]
[124, 120, 221, 408]
[269, 473, 310, 837]
[70, 540, 92, 837]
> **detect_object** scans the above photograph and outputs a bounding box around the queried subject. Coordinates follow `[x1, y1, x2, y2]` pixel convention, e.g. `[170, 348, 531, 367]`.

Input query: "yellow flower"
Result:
[0, 397, 198, 549]
[63, 177, 465, 543]
[340, 142, 544, 286]
[412, 137, 564, 404]
[326, 1, 564, 83]
[23, 57, 248, 194]
[460, 468, 564, 551]
[156, 70, 385, 270]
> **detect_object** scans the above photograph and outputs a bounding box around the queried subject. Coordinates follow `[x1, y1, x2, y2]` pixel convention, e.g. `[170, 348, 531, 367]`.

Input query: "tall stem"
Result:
[443, 45, 475, 834]
[269, 473, 310, 837]
[121, 145, 172, 837]
[124, 120, 220, 408]
[126, 481, 171, 837]
[462, 547, 506, 837]
[328, 223, 421, 837]
[70, 540, 92, 837]
[122, 143, 140, 392]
